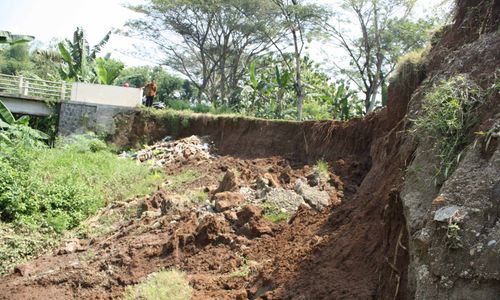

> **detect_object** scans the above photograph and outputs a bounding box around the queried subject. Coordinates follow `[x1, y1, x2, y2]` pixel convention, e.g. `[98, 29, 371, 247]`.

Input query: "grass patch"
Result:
[123, 269, 192, 300]
[314, 159, 330, 181]
[390, 47, 428, 87]
[228, 256, 256, 278]
[165, 170, 201, 191]
[412, 75, 483, 183]
[186, 189, 208, 204]
[260, 202, 290, 223]
[0, 135, 163, 274]
[0, 222, 59, 275]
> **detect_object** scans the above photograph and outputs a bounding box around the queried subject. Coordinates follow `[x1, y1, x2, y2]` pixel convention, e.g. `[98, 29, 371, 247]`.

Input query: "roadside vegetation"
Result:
[0, 101, 163, 274]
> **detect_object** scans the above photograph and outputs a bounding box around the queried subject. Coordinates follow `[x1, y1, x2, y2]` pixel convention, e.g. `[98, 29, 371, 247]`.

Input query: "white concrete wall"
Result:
[70, 82, 142, 107]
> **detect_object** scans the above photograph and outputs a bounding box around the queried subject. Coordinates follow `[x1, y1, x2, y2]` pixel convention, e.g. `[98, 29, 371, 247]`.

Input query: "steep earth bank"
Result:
[0, 0, 498, 299]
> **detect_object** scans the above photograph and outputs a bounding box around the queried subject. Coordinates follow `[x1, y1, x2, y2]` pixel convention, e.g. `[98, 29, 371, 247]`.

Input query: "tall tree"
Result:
[268, 0, 329, 120]
[125, 0, 281, 105]
[328, 0, 434, 113]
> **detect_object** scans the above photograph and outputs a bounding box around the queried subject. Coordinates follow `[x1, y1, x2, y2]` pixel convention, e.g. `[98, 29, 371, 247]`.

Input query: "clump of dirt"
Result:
[0, 136, 366, 299]
[2, 2, 498, 299]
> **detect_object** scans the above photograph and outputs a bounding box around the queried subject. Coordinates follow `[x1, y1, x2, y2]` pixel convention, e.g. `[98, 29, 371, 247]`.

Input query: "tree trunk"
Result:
[292, 28, 304, 121]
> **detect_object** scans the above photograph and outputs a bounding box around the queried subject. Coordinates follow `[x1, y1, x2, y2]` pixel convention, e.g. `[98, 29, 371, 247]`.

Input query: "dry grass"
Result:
[123, 269, 192, 300]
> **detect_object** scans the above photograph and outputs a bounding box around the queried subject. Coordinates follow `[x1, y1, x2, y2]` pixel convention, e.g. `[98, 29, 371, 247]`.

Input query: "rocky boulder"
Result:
[294, 180, 330, 211]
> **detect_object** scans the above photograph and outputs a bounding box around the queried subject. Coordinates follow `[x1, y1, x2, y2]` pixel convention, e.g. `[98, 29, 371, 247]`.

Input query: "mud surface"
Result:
[0, 127, 410, 299]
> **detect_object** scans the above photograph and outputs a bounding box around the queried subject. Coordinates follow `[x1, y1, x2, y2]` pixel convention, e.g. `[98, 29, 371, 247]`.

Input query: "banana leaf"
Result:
[0, 99, 15, 124]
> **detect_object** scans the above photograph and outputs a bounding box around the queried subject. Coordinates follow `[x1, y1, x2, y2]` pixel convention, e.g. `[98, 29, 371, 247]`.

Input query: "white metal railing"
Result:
[0, 73, 71, 101]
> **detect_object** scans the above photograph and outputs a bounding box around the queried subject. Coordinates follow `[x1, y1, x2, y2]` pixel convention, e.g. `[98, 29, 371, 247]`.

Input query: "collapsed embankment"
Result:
[108, 47, 419, 299]
[0, 1, 497, 299]
[109, 0, 499, 297]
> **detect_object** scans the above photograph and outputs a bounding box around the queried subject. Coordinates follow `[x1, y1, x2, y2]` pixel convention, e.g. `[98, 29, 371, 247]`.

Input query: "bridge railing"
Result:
[0, 74, 72, 101]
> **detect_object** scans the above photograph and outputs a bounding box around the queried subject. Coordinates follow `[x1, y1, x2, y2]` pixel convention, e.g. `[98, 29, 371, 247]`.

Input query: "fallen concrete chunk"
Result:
[294, 180, 330, 211]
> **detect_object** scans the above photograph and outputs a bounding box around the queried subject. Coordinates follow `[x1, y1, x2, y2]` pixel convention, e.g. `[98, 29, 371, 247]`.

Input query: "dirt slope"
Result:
[0, 1, 498, 299]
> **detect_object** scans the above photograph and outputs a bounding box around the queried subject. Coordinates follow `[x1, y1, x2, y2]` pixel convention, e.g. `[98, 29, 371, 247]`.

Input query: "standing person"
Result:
[144, 79, 157, 107]
[122, 81, 129, 87]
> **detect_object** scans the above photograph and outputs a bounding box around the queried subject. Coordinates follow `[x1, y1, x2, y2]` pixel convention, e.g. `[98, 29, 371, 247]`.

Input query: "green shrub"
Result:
[167, 99, 191, 111]
[123, 269, 192, 300]
[0, 138, 162, 233]
[192, 103, 211, 113]
[412, 75, 483, 183]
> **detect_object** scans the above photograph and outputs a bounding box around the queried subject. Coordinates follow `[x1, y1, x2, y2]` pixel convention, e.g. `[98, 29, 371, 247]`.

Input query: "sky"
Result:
[0, 0, 150, 66]
[0, 0, 448, 68]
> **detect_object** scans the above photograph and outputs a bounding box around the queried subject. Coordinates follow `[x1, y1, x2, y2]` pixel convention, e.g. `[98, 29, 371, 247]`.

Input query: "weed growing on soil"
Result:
[446, 222, 462, 249]
[187, 189, 208, 204]
[123, 269, 192, 300]
[0, 222, 59, 275]
[314, 159, 330, 180]
[228, 256, 257, 277]
[0, 135, 163, 274]
[165, 170, 202, 191]
[261, 202, 290, 223]
[412, 75, 483, 183]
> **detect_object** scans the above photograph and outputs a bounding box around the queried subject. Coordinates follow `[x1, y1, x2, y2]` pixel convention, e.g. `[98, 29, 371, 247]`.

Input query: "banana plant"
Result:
[58, 27, 111, 82]
[274, 65, 292, 118]
[0, 30, 34, 45]
[95, 54, 124, 85]
[0, 100, 48, 145]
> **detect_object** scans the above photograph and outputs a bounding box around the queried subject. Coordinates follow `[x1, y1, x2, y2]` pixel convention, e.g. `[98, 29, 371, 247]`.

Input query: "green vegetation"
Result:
[186, 190, 208, 204]
[314, 159, 330, 181]
[0, 136, 162, 232]
[0, 104, 163, 274]
[228, 256, 256, 277]
[123, 269, 192, 300]
[0, 222, 59, 275]
[261, 202, 290, 224]
[446, 222, 462, 249]
[164, 170, 202, 191]
[412, 75, 483, 183]
[391, 47, 429, 87]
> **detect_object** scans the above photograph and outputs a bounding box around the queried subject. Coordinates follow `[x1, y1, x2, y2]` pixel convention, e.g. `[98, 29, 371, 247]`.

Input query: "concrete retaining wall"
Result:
[58, 101, 134, 136]
[71, 82, 142, 107]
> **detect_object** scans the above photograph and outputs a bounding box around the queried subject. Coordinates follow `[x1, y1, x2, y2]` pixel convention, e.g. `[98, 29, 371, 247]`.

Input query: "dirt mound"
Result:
[1, 1, 498, 299]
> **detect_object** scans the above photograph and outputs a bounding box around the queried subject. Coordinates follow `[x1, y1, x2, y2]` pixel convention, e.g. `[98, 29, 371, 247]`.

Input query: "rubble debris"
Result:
[235, 205, 274, 239]
[294, 179, 330, 211]
[133, 135, 213, 167]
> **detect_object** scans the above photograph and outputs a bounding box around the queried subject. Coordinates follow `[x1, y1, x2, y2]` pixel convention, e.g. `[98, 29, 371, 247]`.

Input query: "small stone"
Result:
[433, 205, 463, 222]
[487, 240, 497, 247]
[432, 195, 446, 208]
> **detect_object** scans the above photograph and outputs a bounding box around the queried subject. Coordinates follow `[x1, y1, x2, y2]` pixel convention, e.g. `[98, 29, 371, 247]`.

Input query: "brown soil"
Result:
[0, 105, 413, 299]
[2, 2, 495, 299]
